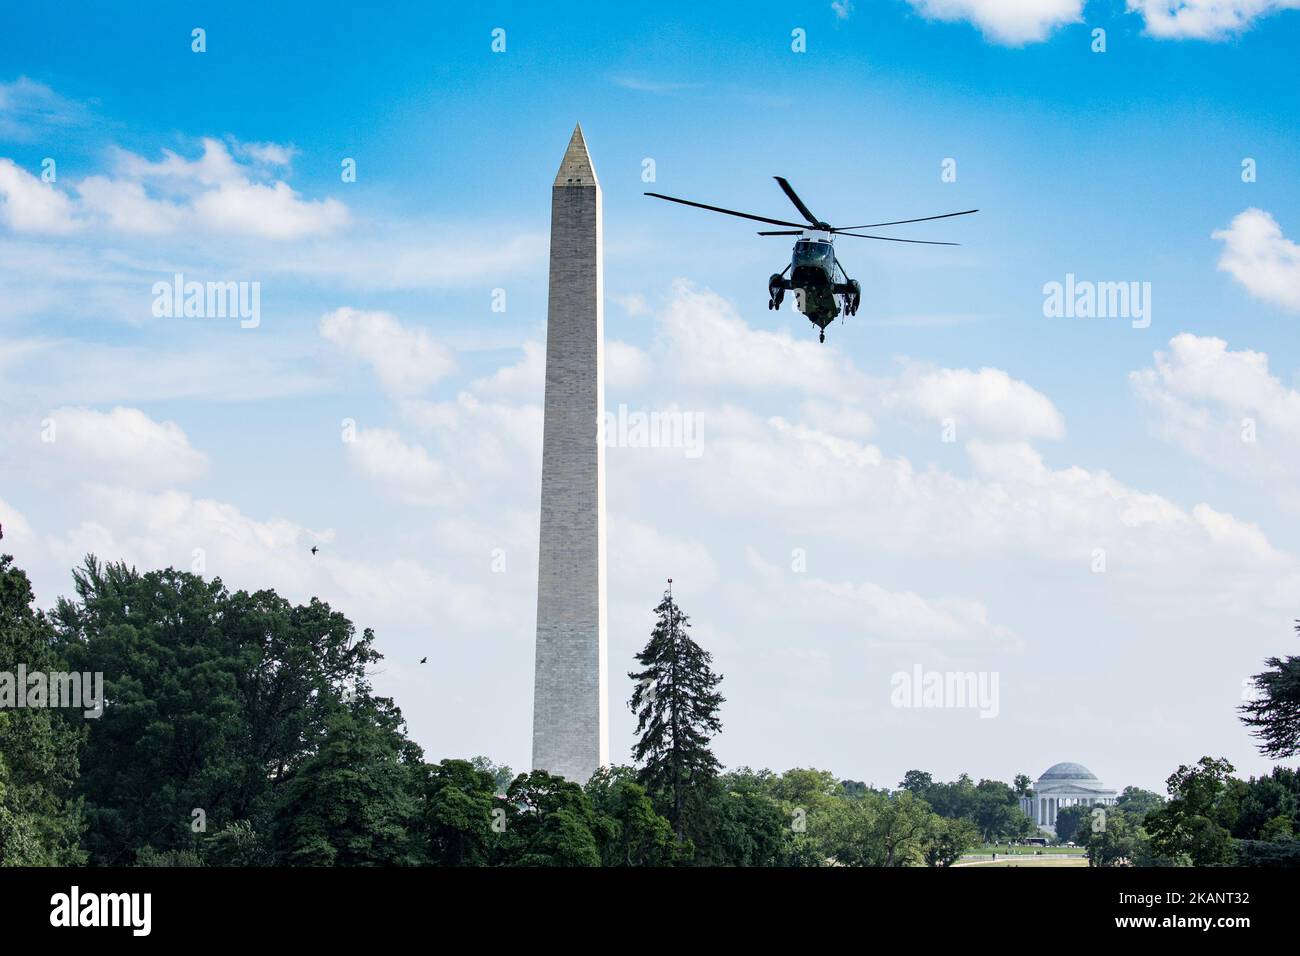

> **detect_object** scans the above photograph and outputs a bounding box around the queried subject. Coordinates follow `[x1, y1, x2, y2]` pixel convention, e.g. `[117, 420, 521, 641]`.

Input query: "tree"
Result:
[899, 770, 934, 795]
[1145, 757, 1238, 866]
[499, 770, 601, 867]
[693, 772, 790, 866]
[873, 790, 932, 866]
[971, 779, 1032, 842]
[1233, 768, 1300, 839]
[1240, 622, 1300, 758]
[1013, 774, 1033, 798]
[0, 555, 86, 865]
[420, 759, 498, 866]
[1115, 786, 1164, 822]
[272, 700, 423, 866]
[51, 556, 382, 864]
[805, 791, 881, 866]
[203, 820, 271, 867]
[923, 815, 980, 867]
[469, 756, 514, 796]
[1078, 809, 1142, 867]
[1257, 814, 1293, 842]
[922, 774, 979, 821]
[628, 584, 724, 844]
[1054, 803, 1091, 844]
[584, 766, 676, 866]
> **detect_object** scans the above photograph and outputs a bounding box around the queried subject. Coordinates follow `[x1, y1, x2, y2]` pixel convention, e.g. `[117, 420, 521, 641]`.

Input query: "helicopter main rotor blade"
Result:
[835, 209, 979, 230]
[835, 232, 960, 245]
[773, 176, 819, 226]
[644, 192, 808, 229]
[757, 230, 804, 236]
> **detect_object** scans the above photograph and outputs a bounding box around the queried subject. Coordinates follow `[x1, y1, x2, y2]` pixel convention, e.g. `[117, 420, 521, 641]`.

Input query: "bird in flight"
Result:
[310, 546, 319, 555]
[419, 656, 428, 664]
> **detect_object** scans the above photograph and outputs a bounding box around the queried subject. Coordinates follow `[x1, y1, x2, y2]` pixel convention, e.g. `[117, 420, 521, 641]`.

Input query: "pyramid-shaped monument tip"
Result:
[554, 122, 598, 187]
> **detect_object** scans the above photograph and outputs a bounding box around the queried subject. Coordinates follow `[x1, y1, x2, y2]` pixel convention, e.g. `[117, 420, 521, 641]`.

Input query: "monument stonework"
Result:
[531, 125, 609, 782]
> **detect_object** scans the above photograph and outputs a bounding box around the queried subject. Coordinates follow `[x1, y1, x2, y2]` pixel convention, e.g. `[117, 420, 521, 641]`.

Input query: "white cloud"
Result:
[0, 158, 81, 234]
[471, 342, 545, 401]
[607, 339, 653, 390]
[38, 484, 514, 638]
[233, 140, 296, 167]
[1213, 208, 1300, 312]
[320, 307, 456, 396]
[1132, 334, 1300, 499]
[0, 77, 87, 141]
[74, 176, 184, 235]
[741, 547, 1016, 649]
[0, 497, 37, 551]
[653, 283, 1062, 440]
[611, 517, 718, 587]
[808, 575, 1015, 646]
[903, 0, 1084, 44]
[1128, 0, 1300, 38]
[397, 392, 543, 489]
[3, 138, 347, 240]
[659, 281, 865, 395]
[191, 177, 346, 241]
[36, 406, 208, 485]
[345, 428, 449, 506]
[112, 138, 347, 240]
[882, 364, 1066, 440]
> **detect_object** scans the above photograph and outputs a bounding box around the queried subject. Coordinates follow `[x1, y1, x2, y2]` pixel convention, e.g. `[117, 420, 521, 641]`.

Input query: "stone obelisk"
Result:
[532, 124, 608, 782]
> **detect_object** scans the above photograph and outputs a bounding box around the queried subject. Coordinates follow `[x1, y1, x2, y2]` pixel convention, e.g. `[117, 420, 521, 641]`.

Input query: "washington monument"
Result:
[531, 124, 609, 782]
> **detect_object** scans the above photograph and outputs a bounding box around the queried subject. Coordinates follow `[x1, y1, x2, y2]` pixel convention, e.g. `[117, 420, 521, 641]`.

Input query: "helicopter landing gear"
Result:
[768, 273, 787, 310]
[834, 279, 862, 317]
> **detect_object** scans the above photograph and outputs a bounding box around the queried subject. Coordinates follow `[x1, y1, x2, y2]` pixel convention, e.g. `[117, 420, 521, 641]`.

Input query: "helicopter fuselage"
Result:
[769, 236, 860, 337]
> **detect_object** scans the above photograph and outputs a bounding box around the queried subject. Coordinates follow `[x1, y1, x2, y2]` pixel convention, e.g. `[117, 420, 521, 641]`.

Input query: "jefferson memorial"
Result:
[1020, 762, 1118, 833]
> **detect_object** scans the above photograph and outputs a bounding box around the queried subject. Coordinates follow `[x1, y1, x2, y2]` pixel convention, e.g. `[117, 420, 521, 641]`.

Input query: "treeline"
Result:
[1065, 760, 1300, 867]
[3, 554, 1300, 866]
[0, 555, 1003, 866]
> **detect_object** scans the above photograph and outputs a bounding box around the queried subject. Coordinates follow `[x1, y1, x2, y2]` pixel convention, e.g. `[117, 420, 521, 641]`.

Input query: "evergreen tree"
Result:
[1241, 622, 1300, 758]
[628, 582, 724, 844]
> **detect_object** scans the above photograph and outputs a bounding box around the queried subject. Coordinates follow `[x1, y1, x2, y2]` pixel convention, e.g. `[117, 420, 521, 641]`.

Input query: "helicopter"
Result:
[645, 177, 977, 342]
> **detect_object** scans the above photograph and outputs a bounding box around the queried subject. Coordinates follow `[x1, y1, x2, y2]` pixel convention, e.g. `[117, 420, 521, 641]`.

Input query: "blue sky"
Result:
[3, 0, 1300, 793]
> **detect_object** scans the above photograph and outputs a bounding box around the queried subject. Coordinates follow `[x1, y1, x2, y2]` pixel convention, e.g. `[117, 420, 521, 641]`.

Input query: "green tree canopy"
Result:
[50, 556, 393, 864]
[0, 555, 86, 865]
[272, 699, 424, 866]
[1145, 757, 1238, 866]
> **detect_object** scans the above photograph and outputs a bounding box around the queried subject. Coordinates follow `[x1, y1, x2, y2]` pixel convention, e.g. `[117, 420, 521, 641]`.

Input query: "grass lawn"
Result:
[974, 844, 1087, 856]
[954, 855, 1091, 867]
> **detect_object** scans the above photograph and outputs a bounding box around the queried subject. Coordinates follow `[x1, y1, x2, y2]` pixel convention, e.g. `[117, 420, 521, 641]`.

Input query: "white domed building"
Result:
[1020, 762, 1118, 833]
